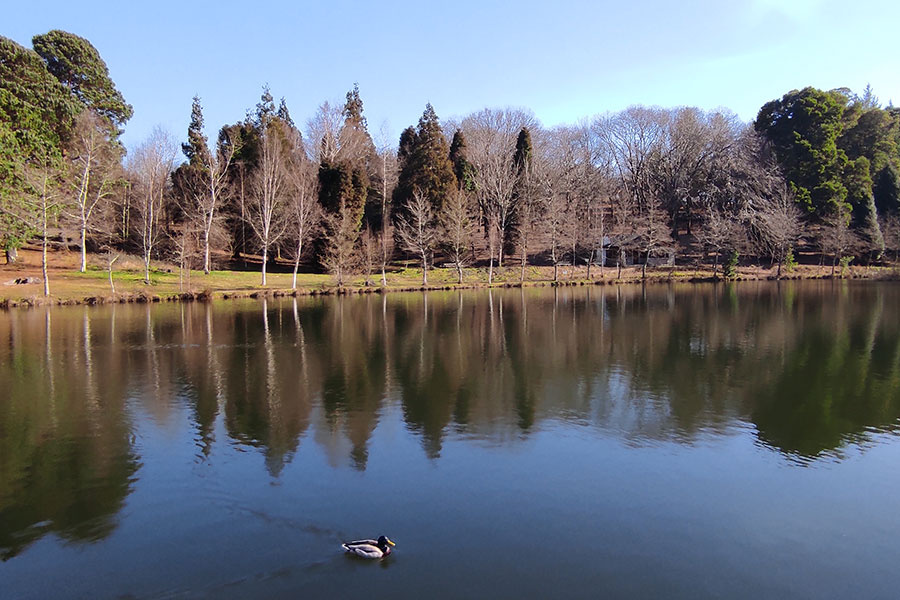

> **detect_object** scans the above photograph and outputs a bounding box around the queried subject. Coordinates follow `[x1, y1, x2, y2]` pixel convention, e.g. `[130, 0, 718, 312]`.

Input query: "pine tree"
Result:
[316, 85, 374, 247]
[449, 130, 476, 192]
[182, 96, 209, 168]
[254, 85, 276, 129]
[513, 127, 533, 175]
[32, 30, 133, 132]
[277, 98, 295, 131]
[393, 104, 457, 220]
[343, 83, 367, 131]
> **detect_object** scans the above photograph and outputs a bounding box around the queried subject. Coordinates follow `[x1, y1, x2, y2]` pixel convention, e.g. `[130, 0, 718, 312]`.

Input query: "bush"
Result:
[724, 250, 739, 278]
[839, 255, 854, 277]
[784, 247, 798, 273]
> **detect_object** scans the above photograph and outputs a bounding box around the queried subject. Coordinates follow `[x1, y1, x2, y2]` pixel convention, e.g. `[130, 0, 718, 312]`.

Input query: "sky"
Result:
[6, 0, 900, 153]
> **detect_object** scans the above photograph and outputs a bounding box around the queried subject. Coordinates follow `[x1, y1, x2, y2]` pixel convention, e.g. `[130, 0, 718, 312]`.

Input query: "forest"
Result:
[2, 30, 900, 296]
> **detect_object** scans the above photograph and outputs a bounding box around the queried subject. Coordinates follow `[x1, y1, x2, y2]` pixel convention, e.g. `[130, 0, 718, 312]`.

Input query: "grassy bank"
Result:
[2, 248, 898, 308]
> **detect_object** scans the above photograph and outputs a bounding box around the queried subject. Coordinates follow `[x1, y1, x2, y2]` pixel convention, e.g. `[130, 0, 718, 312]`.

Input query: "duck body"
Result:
[342, 535, 395, 559]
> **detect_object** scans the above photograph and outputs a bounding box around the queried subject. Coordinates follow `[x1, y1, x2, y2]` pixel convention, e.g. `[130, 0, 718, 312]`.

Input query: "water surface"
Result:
[1, 282, 899, 598]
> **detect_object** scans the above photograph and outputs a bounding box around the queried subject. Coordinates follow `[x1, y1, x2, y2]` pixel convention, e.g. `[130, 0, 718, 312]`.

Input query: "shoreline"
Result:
[2, 266, 897, 309]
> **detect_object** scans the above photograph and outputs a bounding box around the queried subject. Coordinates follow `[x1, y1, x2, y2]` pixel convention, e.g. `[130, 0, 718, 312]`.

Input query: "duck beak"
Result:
[386, 538, 396, 546]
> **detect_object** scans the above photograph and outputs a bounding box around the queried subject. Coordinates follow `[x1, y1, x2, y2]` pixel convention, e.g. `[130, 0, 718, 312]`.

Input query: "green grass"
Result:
[4, 258, 895, 305]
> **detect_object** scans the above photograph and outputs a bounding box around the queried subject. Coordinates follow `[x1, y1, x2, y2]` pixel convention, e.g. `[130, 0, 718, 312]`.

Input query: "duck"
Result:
[341, 535, 396, 559]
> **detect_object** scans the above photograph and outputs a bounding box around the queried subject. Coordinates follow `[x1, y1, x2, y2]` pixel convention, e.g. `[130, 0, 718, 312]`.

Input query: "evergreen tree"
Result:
[838, 99, 900, 217]
[449, 129, 476, 192]
[513, 127, 533, 176]
[393, 103, 457, 220]
[316, 84, 374, 239]
[343, 83, 367, 131]
[755, 87, 849, 216]
[277, 98, 295, 130]
[253, 85, 276, 129]
[32, 30, 133, 132]
[874, 165, 900, 215]
[0, 36, 79, 253]
[181, 96, 209, 168]
[398, 126, 416, 164]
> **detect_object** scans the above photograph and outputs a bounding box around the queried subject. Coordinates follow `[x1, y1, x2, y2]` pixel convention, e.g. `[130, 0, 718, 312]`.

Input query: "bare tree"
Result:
[170, 222, 200, 292]
[247, 122, 290, 285]
[377, 221, 394, 287]
[747, 183, 803, 278]
[818, 210, 858, 277]
[542, 187, 569, 282]
[576, 124, 609, 280]
[397, 191, 436, 285]
[486, 214, 500, 284]
[653, 108, 739, 236]
[321, 206, 359, 287]
[102, 251, 119, 293]
[633, 197, 671, 279]
[440, 189, 477, 284]
[517, 189, 542, 283]
[193, 129, 236, 274]
[594, 107, 666, 215]
[68, 111, 123, 273]
[696, 201, 742, 277]
[306, 100, 345, 164]
[8, 158, 66, 296]
[375, 125, 397, 286]
[462, 108, 539, 269]
[285, 142, 320, 289]
[128, 127, 178, 284]
[359, 226, 376, 286]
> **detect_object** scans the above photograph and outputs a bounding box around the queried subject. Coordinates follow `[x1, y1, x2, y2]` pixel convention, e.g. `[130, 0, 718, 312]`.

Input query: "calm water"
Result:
[1, 282, 900, 599]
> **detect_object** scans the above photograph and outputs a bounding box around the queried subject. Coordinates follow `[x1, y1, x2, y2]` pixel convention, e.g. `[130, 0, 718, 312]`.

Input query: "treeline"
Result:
[3, 31, 900, 295]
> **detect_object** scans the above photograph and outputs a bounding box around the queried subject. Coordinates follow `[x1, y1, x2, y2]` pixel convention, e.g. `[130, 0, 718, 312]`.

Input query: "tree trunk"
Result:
[831, 255, 837, 278]
[422, 252, 428, 286]
[571, 242, 577, 280]
[108, 258, 117, 294]
[520, 243, 527, 284]
[381, 264, 387, 287]
[713, 250, 719, 279]
[488, 242, 494, 285]
[42, 220, 50, 297]
[457, 259, 463, 285]
[261, 242, 268, 286]
[292, 239, 302, 290]
[6, 247, 17, 264]
[144, 250, 151, 285]
[203, 228, 211, 274]
[587, 248, 594, 280]
[80, 224, 87, 273]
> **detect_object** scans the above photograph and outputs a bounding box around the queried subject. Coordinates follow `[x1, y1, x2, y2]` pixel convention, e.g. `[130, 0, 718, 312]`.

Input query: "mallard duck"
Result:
[341, 535, 396, 559]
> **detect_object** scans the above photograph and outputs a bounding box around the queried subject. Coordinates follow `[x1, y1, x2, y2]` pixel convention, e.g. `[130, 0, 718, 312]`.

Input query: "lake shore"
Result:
[2, 247, 898, 308]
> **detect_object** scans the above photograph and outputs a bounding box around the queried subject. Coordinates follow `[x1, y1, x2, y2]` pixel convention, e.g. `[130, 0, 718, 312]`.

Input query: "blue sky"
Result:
[7, 0, 899, 152]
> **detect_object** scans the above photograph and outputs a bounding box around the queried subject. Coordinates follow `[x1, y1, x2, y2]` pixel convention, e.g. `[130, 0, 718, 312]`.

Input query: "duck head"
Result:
[377, 536, 396, 553]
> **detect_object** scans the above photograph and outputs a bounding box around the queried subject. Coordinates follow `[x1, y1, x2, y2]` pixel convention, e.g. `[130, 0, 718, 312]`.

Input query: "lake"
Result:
[1, 281, 899, 599]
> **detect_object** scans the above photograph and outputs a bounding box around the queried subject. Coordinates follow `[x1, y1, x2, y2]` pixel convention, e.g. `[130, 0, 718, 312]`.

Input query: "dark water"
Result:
[1, 282, 900, 599]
